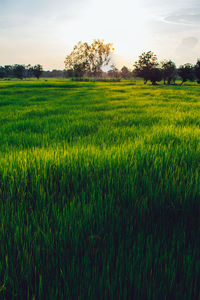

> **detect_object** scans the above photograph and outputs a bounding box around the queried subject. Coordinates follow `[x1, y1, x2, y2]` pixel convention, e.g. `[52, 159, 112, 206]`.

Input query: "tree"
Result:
[0, 67, 5, 78]
[134, 51, 159, 84]
[87, 39, 114, 80]
[161, 60, 177, 84]
[13, 65, 25, 79]
[65, 41, 90, 77]
[108, 64, 120, 78]
[149, 68, 163, 85]
[32, 65, 43, 79]
[25, 64, 33, 78]
[178, 64, 195, 85]
[195, 60, 200, 84]
[64, 69, 75, 78]
[4, 65, 13, 77]
[64, 40, 114, 79]
[120, 66, 131, 79]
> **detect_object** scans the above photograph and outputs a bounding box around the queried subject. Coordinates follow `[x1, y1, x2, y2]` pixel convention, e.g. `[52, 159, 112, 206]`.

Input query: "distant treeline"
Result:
[1, 53, 200, 85]
[64, 40, 200, 85]
[65, 58, 200, 85]
[132, 51, 200, 85]
[0, 64, 134, 80]
[64, 51, 200, 85]
[0, 66, 71, 79]
[0, 64, 44, 80]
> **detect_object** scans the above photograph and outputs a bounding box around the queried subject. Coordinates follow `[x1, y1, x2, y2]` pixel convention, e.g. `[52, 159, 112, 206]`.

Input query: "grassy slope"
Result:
[1, 79, 200, 299]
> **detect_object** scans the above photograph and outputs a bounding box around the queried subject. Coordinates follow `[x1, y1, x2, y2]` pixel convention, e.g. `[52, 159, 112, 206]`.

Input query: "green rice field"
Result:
[1, 79, 200, 299]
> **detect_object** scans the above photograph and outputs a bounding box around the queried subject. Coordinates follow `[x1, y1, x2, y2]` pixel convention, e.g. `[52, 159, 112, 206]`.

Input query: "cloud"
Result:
[175, 37, 199, 64]
[175, 37, 199, 53]
[164, 14, 200, 26]
[179, 37, 199, 48]
[1, 0, 200, 69]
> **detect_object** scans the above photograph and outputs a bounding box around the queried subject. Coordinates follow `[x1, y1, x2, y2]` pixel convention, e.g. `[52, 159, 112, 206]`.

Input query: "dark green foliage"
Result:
[149, 68, 163, 85]
[13, 64, 26, 79]
[32, 65, 43, 79]
[120, 66, 132, 79]
[161, 60, 177, 84]
[134, 51, 162, 85]
[71, 77, 121, 82]
[0, 64, 44, 79]
[0, 67, 6, 78]
[178, 64, 195, 85]
[194, 60, 200, 84]
[0, 65, 14, 78]
[1, 79, 200, 299]
[4, 65, 13, 77]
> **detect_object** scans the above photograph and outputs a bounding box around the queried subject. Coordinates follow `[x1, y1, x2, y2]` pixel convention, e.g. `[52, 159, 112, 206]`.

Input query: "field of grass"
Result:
[1, 79, 200, 299]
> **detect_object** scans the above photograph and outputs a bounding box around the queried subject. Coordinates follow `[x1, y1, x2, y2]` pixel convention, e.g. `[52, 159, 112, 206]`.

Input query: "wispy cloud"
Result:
[0, 0, 200, 69]
[163, 14, 200, 26]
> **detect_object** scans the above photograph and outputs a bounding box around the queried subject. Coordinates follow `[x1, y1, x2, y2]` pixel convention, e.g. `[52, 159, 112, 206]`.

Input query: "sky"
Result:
[0, 0, 200, 70]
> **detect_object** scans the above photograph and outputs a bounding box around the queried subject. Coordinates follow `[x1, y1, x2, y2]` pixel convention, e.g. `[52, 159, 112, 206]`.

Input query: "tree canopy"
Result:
[178, 64, 195, 85]
[32, 65, 43, 79]
[120, 66, 132, 79]
[133, 51, 159, 84]
[195, 60, 200, 84]
[161, 60, 177, 85]
[13, 65, 26, 79]
[64, 40, 114, 78]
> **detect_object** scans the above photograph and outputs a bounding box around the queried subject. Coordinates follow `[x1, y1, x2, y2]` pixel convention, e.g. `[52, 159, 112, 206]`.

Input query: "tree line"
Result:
[64, 40, 200, 85]
[0, 64, 43, 80]
[1, 39, 200, 84]
[133, 51, 200, 85]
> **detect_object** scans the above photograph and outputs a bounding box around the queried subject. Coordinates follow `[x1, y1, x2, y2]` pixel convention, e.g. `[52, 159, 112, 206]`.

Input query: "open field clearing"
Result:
[1, 79, 200, 299]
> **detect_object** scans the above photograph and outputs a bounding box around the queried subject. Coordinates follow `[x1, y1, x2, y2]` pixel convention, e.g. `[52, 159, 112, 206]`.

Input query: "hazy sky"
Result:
[0, 0, 200, 70]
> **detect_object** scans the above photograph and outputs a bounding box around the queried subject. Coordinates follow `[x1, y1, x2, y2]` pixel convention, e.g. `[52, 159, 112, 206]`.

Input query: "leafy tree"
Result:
[0, 67, 5, 78]
[64, 69, 75, 78]
[195, 60, 200, 84]
[25, 64, 34, 78]
[178, 64, 195, 85]
[87, 39, 114, 80]
[161, 60, 177, 84]
[120, 66, 131, 79]
[65, 41, 90, 77]
[4, 65, 13, 77]
[108, 64, 120, 78]
[64, 40, 114, 79]
[50, 70, 65, 78]
[13, 65, 25, 79]
[42, 70, 65, 78]
[134, 51, 159, 84]
[32, 64, 43, 79]
[149, 68, 163, 85]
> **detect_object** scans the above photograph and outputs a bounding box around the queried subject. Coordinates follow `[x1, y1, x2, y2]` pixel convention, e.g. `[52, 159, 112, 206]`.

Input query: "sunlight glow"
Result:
[0, 0, 199, 69]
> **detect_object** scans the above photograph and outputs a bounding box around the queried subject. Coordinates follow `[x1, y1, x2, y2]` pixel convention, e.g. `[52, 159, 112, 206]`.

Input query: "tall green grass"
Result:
[1, 79, 200, 299]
